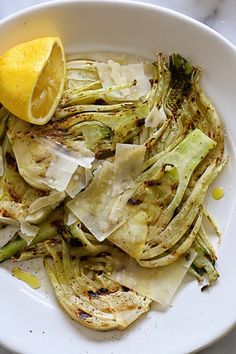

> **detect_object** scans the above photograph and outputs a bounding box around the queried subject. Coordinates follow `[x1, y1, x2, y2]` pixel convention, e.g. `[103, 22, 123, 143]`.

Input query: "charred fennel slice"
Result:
[0, 52, 226, 331]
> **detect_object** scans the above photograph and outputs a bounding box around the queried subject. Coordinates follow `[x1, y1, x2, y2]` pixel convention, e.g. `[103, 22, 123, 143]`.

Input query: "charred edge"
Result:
[58, 225, 84, 246]
[34, 157, 47, 164]
[80, 223, 90, 234]
[171, 183, 178, 191]
[8, 189, 21, 203]
[144, 180, 161, 187]
[185, 252, 191, 262]
[77, 310, 92, 320]
[146, 240, 158, 249]
[136, 118, 145, 127]
[5, 152, 16, 167]
[98, 288, 110, 294]
[36, 130, 65, 139]
[88, 290, 99, 298]
[149, 79, 154, 86]
[122, 286, 130, 292]
[145, 137, 156, 149]
[87, 287, 112, 298]
[201, 284, 209, 292]
[149, 78, 159, 86]
[191, 264, 206, 277]
[205, 253, 215, 264]
[164, 163, 174, 170]
[95, 99, 107, 105]
[69, 238, 84, 247]
[127, 198, 142, 206]
[0, 209, 12, 218]
[95, 149, 114, 160]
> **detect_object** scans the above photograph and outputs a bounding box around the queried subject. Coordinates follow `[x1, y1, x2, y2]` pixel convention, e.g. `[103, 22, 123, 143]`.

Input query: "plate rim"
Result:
[0, 1, 236, 354]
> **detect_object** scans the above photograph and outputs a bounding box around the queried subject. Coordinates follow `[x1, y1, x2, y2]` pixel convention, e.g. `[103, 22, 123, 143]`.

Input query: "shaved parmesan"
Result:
[121, 63, 151, 99]
[108, 60, 130, 97]
[66, 167, 92, 198]
[20, 221, 39, 245]
[145, 106, 166, 128]
[108, 143, 145, 225]
[109, 211, 148, 260]
[96, 60, 151, 100]
[67, 162, 119, 241]
[0, 224, 19, 248]
[112, 144, 145, 197]
[41, 139, 94, 192]
[28, 190, 65, 214]
[109, 250, 196, 306]
[0, 217, 19, 227]
[65, 210, 79, 226]
[109, 60, 128, 86]
[67, 144, 145, 241]
[95, 62, 114, 88]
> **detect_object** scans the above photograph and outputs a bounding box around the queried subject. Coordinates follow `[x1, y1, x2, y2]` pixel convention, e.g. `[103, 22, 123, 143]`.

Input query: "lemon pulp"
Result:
[31, 43, 65, 119]
[0, 37, 66, 125]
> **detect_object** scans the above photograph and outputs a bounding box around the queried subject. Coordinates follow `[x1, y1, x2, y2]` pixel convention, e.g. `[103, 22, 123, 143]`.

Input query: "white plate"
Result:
[0, 1, 236, 354]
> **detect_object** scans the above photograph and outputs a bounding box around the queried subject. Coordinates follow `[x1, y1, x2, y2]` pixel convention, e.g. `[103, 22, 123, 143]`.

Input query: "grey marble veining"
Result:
[141, 0, 236, 45]
[0, 1, 235, 354]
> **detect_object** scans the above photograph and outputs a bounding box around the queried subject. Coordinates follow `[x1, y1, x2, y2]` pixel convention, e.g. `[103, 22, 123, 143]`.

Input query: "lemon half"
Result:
[0, 37, 66, 125]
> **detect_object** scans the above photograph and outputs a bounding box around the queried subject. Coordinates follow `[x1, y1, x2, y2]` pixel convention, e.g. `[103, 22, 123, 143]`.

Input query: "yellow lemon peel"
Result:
[0, 37, 66, 125]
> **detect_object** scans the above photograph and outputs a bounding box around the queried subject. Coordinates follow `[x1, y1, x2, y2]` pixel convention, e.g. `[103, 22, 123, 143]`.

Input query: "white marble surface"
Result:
[0, 1, 235, 354]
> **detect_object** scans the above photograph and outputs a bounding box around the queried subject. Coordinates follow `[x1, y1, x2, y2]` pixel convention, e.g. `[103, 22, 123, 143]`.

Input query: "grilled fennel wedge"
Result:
[44, 238, 151, 331]
[0, 52, 226, 331]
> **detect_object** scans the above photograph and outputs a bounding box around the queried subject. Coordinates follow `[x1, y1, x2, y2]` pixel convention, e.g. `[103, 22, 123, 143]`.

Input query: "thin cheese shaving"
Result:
[66, 211, 79, 226]
[96, 60, 151, 99]
[0, 224, 19, 248]
[0, 217, 19, 227]
[145, 106, 166, 128]
[40, 139, 94, 192]
[112, 144, 145, 197]
[108, 60, 130, 97]
[66, 167, 92, 198]
[19, 221, 39, 245]
[121, 63, 151, 99]
[109, 211, 148, 260]
[67, 144, 145, 241]
[109, 249, 196, 306]
[28, 190, 65, 214]
[67, 162, 118, 241]
[95, 62, 114, 88]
